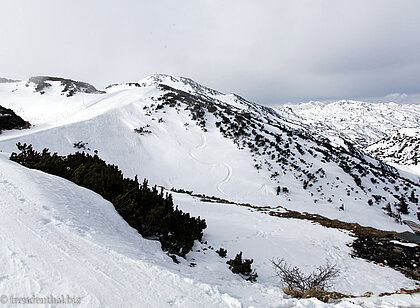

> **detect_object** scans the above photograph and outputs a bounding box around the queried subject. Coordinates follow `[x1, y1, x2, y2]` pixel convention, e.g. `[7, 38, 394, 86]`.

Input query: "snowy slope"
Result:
[0, 75, 419, 231]
[275, 101, 420, 169]
[1, 154, 419, 307]
[0, 153, 242, 307]
[367, 128, 420, 166]
[275, 100, 420, 148]
[1, 75, 420, 307]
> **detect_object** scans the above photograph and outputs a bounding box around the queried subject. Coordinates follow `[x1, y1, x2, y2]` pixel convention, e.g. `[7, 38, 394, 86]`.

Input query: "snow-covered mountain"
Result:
[1, 74, 418, 228]
[367, 128, 420, 165]
[275, 100, 420, 166]
[3, 153, 419, 307]
[28, 76, 105, 96]
[0, 74, 419, 306]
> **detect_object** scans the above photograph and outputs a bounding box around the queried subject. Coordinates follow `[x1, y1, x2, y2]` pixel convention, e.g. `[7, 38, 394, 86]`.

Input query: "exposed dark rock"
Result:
[105, 82, 142, 89]
[368, 132, 420, 165]
[351, 235, 420, 281]
[0, 105, 30, 133]
[394, 231, 420, 244]
[28, 76, 105, 96]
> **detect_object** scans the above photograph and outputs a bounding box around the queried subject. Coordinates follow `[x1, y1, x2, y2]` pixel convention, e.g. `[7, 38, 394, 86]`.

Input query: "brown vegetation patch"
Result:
[171, 188, 419, 282]
[283, 287, 354, 302]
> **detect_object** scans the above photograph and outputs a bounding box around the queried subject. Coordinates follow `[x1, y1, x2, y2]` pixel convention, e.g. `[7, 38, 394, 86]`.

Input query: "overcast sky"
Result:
[1, 1, 420, 104]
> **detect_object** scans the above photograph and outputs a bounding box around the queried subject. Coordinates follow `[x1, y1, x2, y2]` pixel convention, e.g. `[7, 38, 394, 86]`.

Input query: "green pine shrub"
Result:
[216, 248, 227, 257]
[226, 251, 258, 282]
[10, 143, 206, 257]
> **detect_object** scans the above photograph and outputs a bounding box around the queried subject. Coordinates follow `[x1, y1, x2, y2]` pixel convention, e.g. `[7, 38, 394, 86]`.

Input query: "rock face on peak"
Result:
[106, 74, 223, 97]
[0, 77, 20, 83]
[28, 76, 105, 96]
[147, 74, 223, 97]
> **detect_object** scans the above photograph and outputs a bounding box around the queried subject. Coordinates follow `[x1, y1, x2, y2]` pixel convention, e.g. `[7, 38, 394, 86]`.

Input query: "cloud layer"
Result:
[1, 0, 419, 104]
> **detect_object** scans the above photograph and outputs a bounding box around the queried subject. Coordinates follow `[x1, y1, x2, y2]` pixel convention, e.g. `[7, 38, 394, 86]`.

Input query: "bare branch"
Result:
[272, 258, 340, 295]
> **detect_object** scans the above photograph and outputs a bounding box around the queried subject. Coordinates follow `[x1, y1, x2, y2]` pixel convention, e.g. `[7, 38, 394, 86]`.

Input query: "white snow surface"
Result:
[0, 154, 419, 307]
[1, 75, 420, 306]
[366, 128, 420, 167]
[275, 100, 420, 148]
[1, 76, 418, 231]
[274, 100, 420, 169]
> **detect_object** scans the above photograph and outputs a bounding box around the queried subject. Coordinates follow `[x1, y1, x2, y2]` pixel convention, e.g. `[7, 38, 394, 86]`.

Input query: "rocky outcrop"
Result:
[28, 76, 105, 96]
[0, 106, 30, 133]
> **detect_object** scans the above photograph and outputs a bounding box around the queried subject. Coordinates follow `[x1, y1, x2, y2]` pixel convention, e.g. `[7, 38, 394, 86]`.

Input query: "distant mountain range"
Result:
[275, 100, 420, 166]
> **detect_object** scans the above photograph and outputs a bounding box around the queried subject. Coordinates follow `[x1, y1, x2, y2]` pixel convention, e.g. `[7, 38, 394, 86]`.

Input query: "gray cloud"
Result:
[1, 0, 420, 104]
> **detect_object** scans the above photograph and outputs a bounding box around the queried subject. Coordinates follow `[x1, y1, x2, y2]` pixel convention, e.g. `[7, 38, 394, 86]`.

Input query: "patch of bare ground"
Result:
[267, 209, 420, 281]
[170, 188, 420, 284]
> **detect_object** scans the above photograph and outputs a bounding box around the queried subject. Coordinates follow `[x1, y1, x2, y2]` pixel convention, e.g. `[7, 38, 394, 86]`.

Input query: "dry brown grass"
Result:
[272, 259, 346, 302]
[378, 286, 420, 297]
[283, 287, 353, 302]
[268, 209, 395, 238]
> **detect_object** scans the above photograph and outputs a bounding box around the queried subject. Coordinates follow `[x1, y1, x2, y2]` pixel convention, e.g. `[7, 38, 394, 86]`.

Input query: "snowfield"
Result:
[1, 154, 419, 307]
[0, 75, 419, 307]
[274, 100, 420, 169]
[274, 100, 420, 149]
[0, 154, 239, 307]
[1, 76, 418, 231]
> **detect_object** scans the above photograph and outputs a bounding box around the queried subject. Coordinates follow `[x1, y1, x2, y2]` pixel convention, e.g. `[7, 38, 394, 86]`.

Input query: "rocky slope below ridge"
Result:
[367, 129, 420, 165]
[0, 74, 419, 229]
[274, 101, 420, 166]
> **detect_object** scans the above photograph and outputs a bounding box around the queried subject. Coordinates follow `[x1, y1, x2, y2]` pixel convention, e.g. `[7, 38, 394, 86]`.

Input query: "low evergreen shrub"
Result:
[226, 251, 258, 282]
[216, 248, 227, 258]
[10, 143, 206, 257]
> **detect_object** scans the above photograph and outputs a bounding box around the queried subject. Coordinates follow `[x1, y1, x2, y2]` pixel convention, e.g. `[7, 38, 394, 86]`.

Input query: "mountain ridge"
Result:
[275, 100, 420, 166]
[1, 74, 420, 306]
[0, 74, 418, 230]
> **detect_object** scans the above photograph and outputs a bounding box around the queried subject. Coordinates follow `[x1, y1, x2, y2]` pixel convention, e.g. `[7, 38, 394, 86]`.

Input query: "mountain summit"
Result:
[0, 74, 418, 230]
[0, 74, 419, 307]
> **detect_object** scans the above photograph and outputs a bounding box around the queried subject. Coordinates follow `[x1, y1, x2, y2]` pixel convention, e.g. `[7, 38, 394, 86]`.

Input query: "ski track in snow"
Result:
[189, 133, 212, 165]
[0, 158, 245, 308]
[188, 132, 233, 196]
[216, 163, 233, 196]
[1, 76, 420, 307]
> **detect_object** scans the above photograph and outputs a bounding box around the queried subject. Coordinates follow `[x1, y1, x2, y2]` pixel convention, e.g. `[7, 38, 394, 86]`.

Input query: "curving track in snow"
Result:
[216, 164, 232, 196]
[188, 132, 233, 197]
